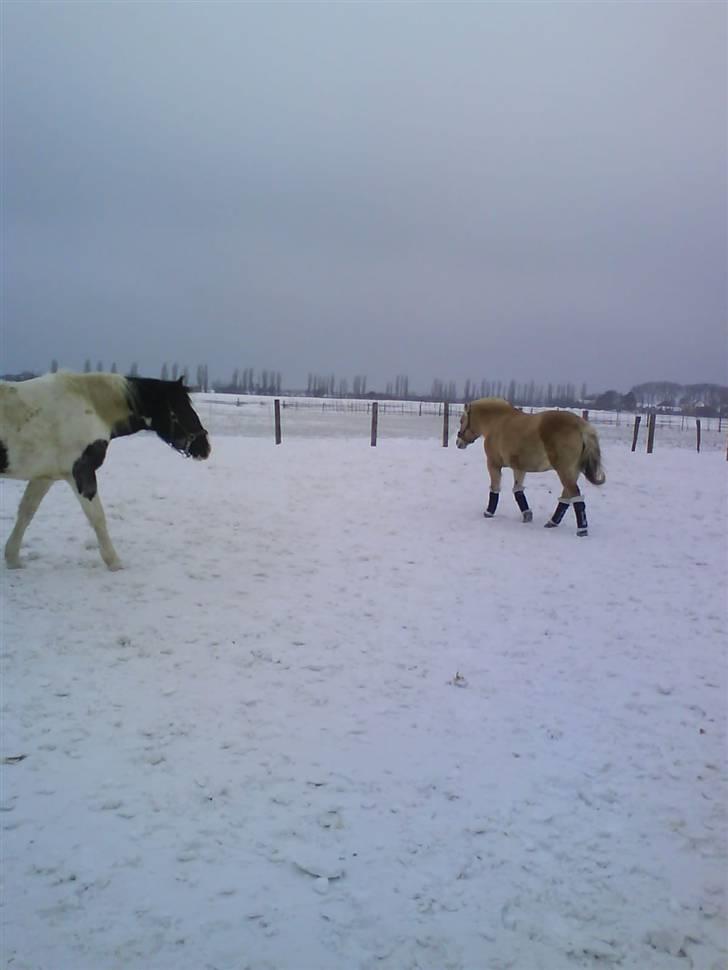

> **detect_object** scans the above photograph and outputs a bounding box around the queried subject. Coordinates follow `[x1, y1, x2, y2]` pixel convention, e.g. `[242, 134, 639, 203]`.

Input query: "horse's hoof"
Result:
[544, 521, 558, 529]
[105, 559, 123, 571]
[5, 559, 24, 569]
[483, 511, 495, 518]
[576, 529, 588, 537]
[522, 511, 533, 523]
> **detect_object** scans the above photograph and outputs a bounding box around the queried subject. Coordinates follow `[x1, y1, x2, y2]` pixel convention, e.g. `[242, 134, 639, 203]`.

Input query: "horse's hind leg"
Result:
[545, 468, 588, 536]
[572, 496, 588, 536]
[512, 470, 532, 523]
[5, 478, 53, 568]
[65, 478, 122, 570]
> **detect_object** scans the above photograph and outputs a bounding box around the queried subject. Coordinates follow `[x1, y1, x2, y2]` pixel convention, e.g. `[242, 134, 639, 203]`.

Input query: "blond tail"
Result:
[581, 425, 606, 485]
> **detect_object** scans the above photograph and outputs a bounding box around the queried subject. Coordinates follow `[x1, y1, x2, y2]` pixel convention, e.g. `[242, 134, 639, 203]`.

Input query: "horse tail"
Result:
[580, 424, 606, 485]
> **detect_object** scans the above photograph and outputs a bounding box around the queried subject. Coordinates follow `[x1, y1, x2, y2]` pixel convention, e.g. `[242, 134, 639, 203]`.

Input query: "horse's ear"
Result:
[177, 376, 184, 385]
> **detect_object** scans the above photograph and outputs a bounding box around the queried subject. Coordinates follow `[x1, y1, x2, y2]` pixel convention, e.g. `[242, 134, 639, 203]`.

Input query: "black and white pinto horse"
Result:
[0, 372, 210, 570]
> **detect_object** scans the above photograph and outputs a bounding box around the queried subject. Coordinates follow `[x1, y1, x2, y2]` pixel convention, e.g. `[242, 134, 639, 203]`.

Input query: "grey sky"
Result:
[2, 1, 726, 392]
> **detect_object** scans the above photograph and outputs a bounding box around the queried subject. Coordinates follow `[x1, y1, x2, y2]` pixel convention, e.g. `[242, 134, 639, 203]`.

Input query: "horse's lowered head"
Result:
[126, 376, 211, 459]
[456, 403, 480, 449]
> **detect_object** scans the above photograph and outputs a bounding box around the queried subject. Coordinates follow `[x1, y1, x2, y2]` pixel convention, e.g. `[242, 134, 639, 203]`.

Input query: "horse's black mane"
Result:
[125, 376, 192, 414]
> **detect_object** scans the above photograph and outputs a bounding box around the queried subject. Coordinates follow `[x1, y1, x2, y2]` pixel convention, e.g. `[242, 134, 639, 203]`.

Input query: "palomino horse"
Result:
[0, 372, 210, 569]
[456, 398, 605, 535]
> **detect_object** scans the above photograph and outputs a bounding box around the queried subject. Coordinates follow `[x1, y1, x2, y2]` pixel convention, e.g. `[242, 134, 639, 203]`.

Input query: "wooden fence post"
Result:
[646, 412, 656, 454]
[631, 415, 641, 452]
[696, 418, 701, 453]
[370, 401, 378, 446]
[274, 399, 282, 444]
[442, 402, 449, 447]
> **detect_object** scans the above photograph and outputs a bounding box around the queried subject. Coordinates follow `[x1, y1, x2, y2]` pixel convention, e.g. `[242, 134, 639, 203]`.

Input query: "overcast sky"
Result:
[2, 1, 726, 393]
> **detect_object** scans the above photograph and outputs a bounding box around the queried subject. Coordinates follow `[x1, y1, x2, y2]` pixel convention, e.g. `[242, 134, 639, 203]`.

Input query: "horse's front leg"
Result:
[484, 458, 502, 517]
[5, 478, 54, 568]
[512, 469, 532, 523]
[65, 477, 122, 570]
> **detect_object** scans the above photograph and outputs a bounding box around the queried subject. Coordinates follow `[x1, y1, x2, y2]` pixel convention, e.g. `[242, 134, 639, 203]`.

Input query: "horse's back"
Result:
[0, 373, 123, 481]
[484, 407, 586, 472]
[537, 408, 587, 435]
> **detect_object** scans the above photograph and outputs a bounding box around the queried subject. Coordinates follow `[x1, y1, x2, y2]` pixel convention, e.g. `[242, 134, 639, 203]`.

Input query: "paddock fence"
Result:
[195, 394, 727, 456]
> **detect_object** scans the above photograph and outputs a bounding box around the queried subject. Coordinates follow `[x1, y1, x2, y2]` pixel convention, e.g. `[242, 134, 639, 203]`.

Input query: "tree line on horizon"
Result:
[1, 362, 725, 416]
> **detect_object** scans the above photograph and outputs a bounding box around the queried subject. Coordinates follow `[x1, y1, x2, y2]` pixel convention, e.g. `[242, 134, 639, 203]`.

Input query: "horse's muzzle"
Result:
[186, 431, 211, 460]
[456, 436, 468, 449]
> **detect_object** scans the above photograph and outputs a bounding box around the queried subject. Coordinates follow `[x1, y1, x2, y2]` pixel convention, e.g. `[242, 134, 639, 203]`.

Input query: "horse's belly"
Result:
[1, 418, 109, 481]
[506, 447, 551, 473]
[525, 456, 553, 473]
[0, 439, 68, 480]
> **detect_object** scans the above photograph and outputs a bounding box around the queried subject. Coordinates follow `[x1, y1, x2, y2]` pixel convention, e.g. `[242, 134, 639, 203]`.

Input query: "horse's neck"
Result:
[110, 414, 149, 439]
[125, 377, 159, 423]
[62, 373, 130, 429]
[474, 400, 514, 430]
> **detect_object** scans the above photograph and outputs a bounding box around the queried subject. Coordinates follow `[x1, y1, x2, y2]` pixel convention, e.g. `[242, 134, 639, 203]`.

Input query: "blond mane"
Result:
[470, 397, 517, 418]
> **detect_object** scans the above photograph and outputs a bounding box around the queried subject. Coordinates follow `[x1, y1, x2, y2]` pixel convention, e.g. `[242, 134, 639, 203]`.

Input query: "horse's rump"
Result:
[533, 410, 605, 484]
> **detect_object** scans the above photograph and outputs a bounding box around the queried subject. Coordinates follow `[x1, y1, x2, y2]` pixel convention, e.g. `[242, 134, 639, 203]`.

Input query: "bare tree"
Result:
[393, 374, 409, 399]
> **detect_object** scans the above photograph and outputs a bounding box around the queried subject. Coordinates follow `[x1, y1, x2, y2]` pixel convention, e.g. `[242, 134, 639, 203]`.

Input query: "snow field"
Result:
[1, 425, 726, 969]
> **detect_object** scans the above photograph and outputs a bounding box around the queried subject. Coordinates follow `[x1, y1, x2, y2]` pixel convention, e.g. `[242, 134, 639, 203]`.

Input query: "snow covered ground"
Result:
[1, 402, 726, 970]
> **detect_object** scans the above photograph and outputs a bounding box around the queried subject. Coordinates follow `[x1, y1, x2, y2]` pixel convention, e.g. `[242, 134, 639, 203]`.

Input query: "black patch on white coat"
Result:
[0, 439, 7, 474]
[72, 439, 108, 500]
